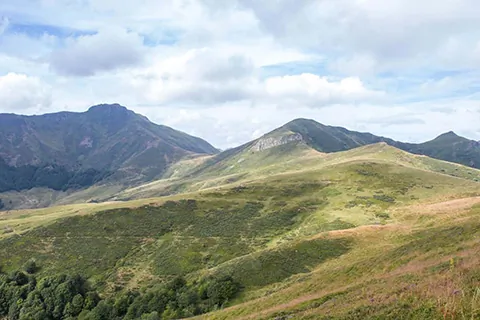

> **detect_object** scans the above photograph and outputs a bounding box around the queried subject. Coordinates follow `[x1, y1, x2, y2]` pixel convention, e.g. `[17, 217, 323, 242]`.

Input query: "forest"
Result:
[0, 260, 240, 320]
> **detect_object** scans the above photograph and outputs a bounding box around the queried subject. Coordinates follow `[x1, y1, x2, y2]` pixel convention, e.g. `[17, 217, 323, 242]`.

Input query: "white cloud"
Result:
[126, 51, 385, 108]
[0, 73, 52, 113]
[264, 74, 385, 107]
[0, 0, 479, 149]
[328, 54, 378, 76]
[49, 27, 145, 76]
[128, 48, 260, 105]
[145, 99, 480, 149]
[239, 0, 480, 72]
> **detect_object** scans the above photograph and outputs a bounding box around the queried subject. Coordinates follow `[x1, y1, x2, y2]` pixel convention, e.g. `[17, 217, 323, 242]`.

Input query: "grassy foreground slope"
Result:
[0, 144, 479, 319]
[200, 198, 480, 320]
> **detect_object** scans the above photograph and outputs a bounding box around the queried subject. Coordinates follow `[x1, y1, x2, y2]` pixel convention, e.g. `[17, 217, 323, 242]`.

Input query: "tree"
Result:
[205, 276, 240, 308]
[23, 259, 38, 274]
[0, 199, 4, 210]
[140, 311, 160, 320]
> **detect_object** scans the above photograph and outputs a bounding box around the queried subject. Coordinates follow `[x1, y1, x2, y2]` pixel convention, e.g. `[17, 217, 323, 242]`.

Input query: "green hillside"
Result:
[0, 144, 479, 319]
[114, 143, 480, 202]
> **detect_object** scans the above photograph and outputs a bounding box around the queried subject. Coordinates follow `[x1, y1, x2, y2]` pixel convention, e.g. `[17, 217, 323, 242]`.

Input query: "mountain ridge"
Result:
[182, 117, 479, 184]
[273, 118, 480, 168]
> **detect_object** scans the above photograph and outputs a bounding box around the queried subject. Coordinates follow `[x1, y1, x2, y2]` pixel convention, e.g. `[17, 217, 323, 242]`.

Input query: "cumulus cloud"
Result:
[239, 0, 480, 72]
[49, 28, 145, 76]
[130, 48, 259, 105]
[128, 50, 385, 108]
[0, 73, 52, 113]
[264, 74, 385, 107]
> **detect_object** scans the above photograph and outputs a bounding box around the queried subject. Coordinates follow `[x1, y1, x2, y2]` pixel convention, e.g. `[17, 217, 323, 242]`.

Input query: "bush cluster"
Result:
[0, 265, 240, 320]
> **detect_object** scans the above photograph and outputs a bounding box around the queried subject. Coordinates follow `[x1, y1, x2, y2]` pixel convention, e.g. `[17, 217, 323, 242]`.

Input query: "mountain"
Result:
[0, 104, 217, 194]
[1, 111, 480, 319]
[278, 118, 393, 152]
[283, 119, 480, 168]
[400, 131, 480, 168]
[139, 118, 477, 199]
[223, 118, 480, 167]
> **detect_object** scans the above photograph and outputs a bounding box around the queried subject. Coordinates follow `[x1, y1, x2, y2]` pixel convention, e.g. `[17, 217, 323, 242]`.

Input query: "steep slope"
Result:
[280, 118, 393, 152]
[0, 104, 217, 196]
[0, 144, 479, 319]
[281, 118, 480, 169]
[182, 128, 313, 179]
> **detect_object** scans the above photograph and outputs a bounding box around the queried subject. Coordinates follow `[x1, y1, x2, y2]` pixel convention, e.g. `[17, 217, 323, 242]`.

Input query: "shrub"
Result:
[373, 194, 395, 203]
[375, 212, 391, 219]
[23, 259, 38, 274]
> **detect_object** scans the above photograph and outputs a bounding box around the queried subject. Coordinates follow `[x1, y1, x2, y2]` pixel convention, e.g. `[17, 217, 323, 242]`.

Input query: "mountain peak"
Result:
[285, 118, 323, 127]
[441, 131, 458, 137]
[433, 131, 465, 142]
[87, 103, 129, 114]
[86, 104, 146, 125]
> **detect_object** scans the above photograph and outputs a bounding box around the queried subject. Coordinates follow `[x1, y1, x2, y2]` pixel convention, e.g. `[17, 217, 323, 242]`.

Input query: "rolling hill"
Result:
[1, 142, 479, 319]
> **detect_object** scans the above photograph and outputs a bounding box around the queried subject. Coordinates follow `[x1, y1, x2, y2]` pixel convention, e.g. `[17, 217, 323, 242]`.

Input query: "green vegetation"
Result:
[1, 138, 480, 319]
[0, 159, 111, 192]
[214, 238, 352, 288]
[0, 267, 240, 320]
[0, 270, 100, 320]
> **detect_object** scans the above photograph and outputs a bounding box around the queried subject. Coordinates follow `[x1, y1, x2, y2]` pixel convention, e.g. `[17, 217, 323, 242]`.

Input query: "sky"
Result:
[0, 0, 479, 149]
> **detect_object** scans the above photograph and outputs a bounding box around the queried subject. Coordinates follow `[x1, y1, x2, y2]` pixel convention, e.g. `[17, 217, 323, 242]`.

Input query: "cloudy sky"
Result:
[1, 0, 479, 148]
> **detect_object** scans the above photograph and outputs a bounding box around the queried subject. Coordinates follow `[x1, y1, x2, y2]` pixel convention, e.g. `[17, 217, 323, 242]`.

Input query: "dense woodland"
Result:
[0, 260, 240, 320]
[0, 160, 110, 192]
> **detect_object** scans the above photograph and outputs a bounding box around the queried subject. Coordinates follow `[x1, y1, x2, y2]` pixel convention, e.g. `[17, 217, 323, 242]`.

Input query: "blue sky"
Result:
[0, 0, 479, 148]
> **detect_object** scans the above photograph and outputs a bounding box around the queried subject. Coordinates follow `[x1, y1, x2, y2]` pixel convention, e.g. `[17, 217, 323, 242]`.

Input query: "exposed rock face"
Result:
[251, 133, 303, 152]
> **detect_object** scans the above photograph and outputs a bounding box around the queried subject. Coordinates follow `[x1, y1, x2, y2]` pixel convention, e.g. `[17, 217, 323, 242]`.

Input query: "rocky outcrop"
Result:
[251, 132, 303, 152]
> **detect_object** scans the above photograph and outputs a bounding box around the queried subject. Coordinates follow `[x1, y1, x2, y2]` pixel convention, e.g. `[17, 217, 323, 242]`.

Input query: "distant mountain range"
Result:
[0, 104, 479, 202]
[0, 104, 217, 193]
[276, 118, 480, 168]
[189, 118, 480, 177]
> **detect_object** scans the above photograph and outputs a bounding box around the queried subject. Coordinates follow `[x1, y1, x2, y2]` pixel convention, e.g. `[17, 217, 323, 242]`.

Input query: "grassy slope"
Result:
[115, 143, 480, 201]
[198, 199, 480, 320]
[0, 144, 479, 319]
